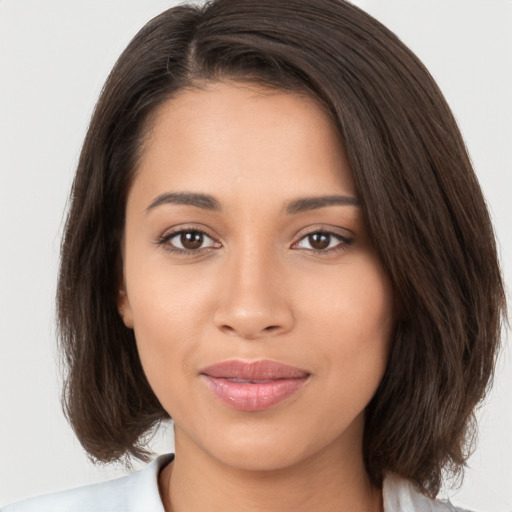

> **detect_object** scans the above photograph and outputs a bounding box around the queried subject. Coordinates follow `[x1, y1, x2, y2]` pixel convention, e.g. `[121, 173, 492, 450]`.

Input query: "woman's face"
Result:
[119, 81, 396, 472]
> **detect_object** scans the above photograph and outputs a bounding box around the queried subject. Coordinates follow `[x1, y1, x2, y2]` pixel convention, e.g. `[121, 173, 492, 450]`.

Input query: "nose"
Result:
[213, 247, 295, 340]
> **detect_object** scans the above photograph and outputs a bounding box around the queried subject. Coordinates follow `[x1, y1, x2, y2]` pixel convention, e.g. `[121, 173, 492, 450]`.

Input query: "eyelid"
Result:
[156, 225, 222, 254]
[291, 225, 354, 254]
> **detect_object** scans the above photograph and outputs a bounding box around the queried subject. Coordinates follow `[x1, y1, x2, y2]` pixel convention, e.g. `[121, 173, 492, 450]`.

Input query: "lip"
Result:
[200, 360, 310, 412]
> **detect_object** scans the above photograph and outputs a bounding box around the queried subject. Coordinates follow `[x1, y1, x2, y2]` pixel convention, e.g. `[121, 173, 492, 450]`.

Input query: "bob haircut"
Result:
[57, 0, 506, 498]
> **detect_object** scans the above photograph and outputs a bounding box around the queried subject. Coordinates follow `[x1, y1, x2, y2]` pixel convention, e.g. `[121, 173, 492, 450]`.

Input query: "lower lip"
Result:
[202, 375, 309, 411]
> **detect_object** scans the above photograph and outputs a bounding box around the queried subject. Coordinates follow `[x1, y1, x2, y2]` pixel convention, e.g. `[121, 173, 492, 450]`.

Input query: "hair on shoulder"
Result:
[57, 0, 506, 497]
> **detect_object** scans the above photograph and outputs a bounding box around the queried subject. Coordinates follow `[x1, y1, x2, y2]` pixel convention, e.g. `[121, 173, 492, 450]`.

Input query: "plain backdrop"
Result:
[0, 0, 511, 510]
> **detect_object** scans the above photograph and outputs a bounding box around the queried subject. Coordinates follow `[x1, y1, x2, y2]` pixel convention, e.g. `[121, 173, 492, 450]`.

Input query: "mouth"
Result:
[199, 360, 311, 412]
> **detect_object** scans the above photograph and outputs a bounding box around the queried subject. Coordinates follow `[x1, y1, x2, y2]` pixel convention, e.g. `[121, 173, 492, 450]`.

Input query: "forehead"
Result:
[132, 81, 355, 203]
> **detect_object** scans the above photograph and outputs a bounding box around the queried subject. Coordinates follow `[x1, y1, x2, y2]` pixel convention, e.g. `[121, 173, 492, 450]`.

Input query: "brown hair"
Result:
[57, 0, 506, 497]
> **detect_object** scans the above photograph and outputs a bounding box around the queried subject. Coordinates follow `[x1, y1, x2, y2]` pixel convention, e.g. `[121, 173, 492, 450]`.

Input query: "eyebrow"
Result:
[284, 195, 360, 214]
[146, 192, 221, 212]
[146, 191, 360, 214]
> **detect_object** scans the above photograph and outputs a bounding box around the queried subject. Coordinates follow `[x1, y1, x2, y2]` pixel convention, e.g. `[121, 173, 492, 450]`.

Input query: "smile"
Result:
[200, 360, 310, 412]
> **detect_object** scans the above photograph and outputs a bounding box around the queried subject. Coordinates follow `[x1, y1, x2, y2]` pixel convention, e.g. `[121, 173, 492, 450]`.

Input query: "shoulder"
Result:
[383, 473, 472, 512]
[1, 454, 173, 512]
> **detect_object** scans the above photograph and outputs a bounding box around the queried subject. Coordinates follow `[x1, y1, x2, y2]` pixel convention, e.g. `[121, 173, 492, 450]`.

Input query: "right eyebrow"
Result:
[146, 192, 222, 213]
[284, 194, 360, 215]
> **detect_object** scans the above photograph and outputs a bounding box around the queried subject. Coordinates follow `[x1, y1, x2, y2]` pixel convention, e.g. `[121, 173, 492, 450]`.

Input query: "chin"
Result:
[184, 412, 362, 474]
[208, 440, 311, 473]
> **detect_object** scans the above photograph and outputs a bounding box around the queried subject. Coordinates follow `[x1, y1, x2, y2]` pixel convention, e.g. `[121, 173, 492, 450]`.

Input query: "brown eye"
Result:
[180, 231, 204, 250]
[160, 229, 219, 253]
[308, 232, 331, 250]
[294, 230, 353, 253]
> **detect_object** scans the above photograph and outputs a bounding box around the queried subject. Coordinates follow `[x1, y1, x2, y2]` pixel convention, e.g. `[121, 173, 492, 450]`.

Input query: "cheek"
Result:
[128, 267, 208, 344]
[123, 253, 201, 373]
[298, 255, 394, 340]
[296, 255, 395, 388]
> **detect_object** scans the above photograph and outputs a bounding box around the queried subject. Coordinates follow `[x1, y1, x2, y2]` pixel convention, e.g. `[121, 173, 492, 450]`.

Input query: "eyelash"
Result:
[156, 227, 354, 256]
[293, 230, 354, 254]
[156, 228, 218, 255]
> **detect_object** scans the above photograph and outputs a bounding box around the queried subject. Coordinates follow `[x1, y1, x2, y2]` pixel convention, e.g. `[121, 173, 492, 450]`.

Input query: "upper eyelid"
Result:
[292, 231, 352, 249]
[163, 228, 217, 245]
[160, 225, 217, 240]
[297, 231, 350, 241]
[168, 230, 215, 240]
[293, 224, 354, 240]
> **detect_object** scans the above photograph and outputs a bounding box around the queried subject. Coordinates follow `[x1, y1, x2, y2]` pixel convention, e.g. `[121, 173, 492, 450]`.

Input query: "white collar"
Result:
[3, 453, 467, 512]
[383, 472, 468, 511]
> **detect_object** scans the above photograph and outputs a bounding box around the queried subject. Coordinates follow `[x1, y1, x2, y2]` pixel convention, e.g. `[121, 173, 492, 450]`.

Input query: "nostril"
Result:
[221, 325, 236, 335]
[219, 323, 283, 339]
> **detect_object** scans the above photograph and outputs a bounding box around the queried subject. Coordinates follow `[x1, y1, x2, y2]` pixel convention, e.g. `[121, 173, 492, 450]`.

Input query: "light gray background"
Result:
[0, 1, 511, 510]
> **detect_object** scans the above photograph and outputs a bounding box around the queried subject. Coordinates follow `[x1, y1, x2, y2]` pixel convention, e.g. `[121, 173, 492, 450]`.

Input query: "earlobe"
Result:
[117, 287, 134, 329]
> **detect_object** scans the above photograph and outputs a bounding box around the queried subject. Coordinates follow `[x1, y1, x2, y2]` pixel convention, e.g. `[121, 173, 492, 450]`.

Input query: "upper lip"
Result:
[199, 360, 310, 380]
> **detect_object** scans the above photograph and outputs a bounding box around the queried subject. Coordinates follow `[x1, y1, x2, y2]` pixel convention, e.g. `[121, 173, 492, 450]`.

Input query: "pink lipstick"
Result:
[200, 360, 310, 412]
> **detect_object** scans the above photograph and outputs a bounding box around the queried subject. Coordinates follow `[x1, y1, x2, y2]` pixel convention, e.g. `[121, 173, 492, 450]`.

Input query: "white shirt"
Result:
[2, 454, 469, 511]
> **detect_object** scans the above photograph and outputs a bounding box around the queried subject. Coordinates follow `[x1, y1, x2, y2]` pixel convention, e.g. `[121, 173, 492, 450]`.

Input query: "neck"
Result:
[159, 424, 382, 512]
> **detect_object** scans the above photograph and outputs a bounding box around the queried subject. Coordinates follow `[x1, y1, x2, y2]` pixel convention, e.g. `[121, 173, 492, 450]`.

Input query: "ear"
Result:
[117, 283, 134, 329]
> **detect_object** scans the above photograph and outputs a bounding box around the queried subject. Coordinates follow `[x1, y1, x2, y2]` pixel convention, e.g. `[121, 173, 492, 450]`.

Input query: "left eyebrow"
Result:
[146, 192, 221, 213]
[284, 195, 360, 215]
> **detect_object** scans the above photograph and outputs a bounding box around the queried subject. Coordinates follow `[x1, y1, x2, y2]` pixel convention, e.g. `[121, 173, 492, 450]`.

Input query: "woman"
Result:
[2, 0, 506, 510]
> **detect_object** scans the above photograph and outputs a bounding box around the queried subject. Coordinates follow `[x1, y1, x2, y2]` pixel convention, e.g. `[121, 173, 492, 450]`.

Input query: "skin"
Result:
[118, 81, 396, 512]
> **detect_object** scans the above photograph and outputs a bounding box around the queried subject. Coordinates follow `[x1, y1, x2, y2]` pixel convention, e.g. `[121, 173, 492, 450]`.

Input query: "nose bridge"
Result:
[214, 238, 293, 339]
